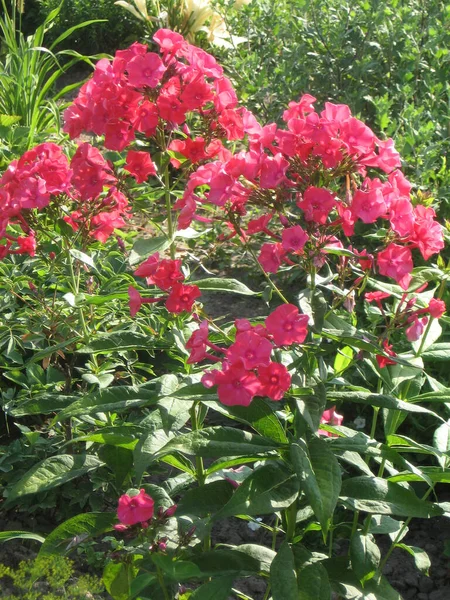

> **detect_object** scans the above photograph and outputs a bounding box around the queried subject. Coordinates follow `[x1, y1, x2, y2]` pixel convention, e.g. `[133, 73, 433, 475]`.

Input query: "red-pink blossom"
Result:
[227, 331, 273, 370]
[428, 298, 446, 319]
[405, 316, 428, 342]
[125, 150, 156, 183]
[377, 243, 413, 290]
[318, 406, 343, 436]
[117, 489, 154, 525]
[127, 52, 166, 88]
[282, 225, 308, 252]
[265, 304, 309, 346]
[258, 362, 291, 401]
[165, 283, 201, 313]
[297, 187, 336, 224]
[258, 242, 284, 274]
[202, 362, 261, 406]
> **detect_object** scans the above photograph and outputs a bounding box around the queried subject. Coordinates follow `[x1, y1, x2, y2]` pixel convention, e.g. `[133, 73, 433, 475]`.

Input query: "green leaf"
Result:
[235, 544, 276, 574]
[103, 560, 138, 600]
[77, 331, 164, 354]
[151, 554, 202, 581]
[191, 549, 264, 577]
[214, 461, 298, 519]
[54, 385, 159, 424]
[422, 343, 450, 361]
[195, 278, 259, 295]
[297, 562, 331, 600]
[26, 337, 79, 365]
[190, 576, 235, 599]
[156, 426, 283, 460]
[99, 445, 133, 488]
[177, 480, 235, 517]
[327, 391, 442, 421]
[9, 393, 76, 417]
[395, 544, 430, 576]
[0, 114, 21, 126]
[129, 573, 156, 599]
[205, 398, 288, 443]
[363, 575, 403, 599]
[350, 532, 380, 584]
[129, 236, 170, 265]
[69, 248, 97, 271]
[434, 420, 450, 468]
[270, 541, 298, 600]
[334, 346, 354, 374]
[7, 455, 104, 504]
[69, 425, 145, 449]
[39, 513, 116, 557]
[340, 476, 444, 517]
[0, 531, 45, 544]
[290, 438, 341, 537]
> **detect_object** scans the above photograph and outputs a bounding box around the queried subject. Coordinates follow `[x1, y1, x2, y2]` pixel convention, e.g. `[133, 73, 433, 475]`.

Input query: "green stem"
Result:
[156, 566, 170, 600]
[245, 242, 290, 304]
[263, 583, 272, 600]
[164, 166, 175, 260]
[66, 248, 90, 343]
[190, 402, 210, 551]
[285, 499, 297, 542]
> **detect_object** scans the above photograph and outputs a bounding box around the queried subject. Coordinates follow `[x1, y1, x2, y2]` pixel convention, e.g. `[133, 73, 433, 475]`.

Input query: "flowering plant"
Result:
[1, 27, 450, 600]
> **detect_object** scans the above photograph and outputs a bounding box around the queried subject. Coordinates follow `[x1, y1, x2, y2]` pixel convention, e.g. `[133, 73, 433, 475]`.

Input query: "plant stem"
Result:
[285, 499, 297, 542]
[164, 166, 175, 260]
[156, 566, 170, 600]
[190, 402, 210, 551]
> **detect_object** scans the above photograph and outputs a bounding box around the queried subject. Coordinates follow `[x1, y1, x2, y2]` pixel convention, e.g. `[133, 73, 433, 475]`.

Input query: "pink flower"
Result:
[259, 153, 289, 189]
[117, 489, 154, 525]
[202, 362, 261, 406]
[125, 150, 156, 183]
[318, 406, 343, 436]
[127, 52, 166, 88]
[227, 331, 273, 370]
[165, 283, 201, 313]
[428, 298, 446, 319]
[282, 225, 308, 252]
[258, 362, 291, 401]
[377, 243, 413, 290]
[265, 304, 309, 346]
[351, 187, 387, 224]
[186, 320, 209, 364]
[365, 291, 391, 304]
[297, 187, 336, 224]
[405, 316, 428, 342]
[376, 340, 397, 368]
[258, 242, 284, 273]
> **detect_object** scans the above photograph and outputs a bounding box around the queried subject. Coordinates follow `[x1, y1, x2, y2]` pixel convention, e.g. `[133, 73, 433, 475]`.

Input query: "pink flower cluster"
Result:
[176, 94, 444, 291]
[0, 142, 131, 256]
[63, 29, 240, 158]
[129, 252, 201, 315]
[188, 304, 308, 406]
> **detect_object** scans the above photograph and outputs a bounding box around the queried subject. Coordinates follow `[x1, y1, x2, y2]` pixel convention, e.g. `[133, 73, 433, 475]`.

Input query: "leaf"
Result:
[151, 554, 202, 581]
[9, 393, 76, 417]
[195, 278, 259, 296]
[190, 549, 264, 577]
[99, 445, 133, 488]
[340, 476, 444, 518]
[290, 438, 341, 537]
[270, 541, 298, 600]
[69, 249, 97, 271]
[297, 562, 331, 600]
[103, 561, 138, 600]
[434, 420, 450, 467]
[54, 385, 159, 423]
[39, 513, 116, 557]
[363, 575, 404, 599]
[395, 544, 430, 576]
[7, 455, 104, 504]
[0, 531, 45, 544]
[177, 480, 235, 517]
[129, 573, 156, 599]
[69, 425, 146, 449]
[155, 426, 283, 460]
[422, 343, 450, 361]
[214, 461, 298, 519]
[334, 346, 354, 374]
[77, 331, 165, 354]
[205, 397, 288, 443]
[129, 236, 170, 266]
[190, 576, 235, 599]
[236, 544, 276, 574]
[0, 114, 21, 126]
[327, 391, 442, 421]
[350, 532, 380, 584]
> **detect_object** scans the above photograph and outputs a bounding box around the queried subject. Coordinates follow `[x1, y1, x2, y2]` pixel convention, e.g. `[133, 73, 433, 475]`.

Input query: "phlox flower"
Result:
[428, 298, 446, 319]
[258, 242, 284, 274]
[127, 52, 166, 88]
[227, 331, 273, 370]
[125, 150, 156, 183]
[297, 186, 336, 224]
[265, 304, 309, 346]
[376, 340, 397, 369]
[282, 225, 308, 252]
[202, 362, 261, 406]
[405, 316, 428, 342]
[377, 243, 413, 290]
[165, 283, 201, 313]
[257, 362, 291, 401]
[318, 406, 343, 436]
[117, 488, 154, 525]
[351, 187, 387, 224]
